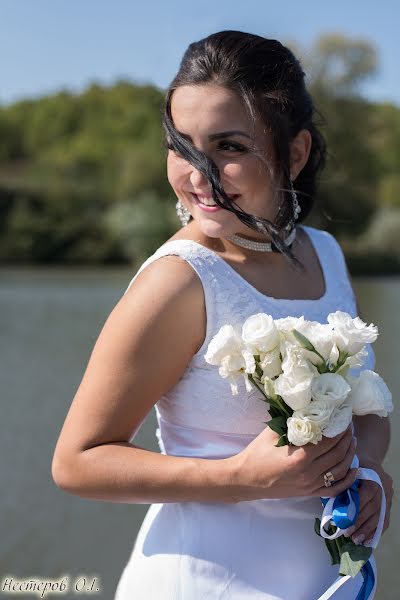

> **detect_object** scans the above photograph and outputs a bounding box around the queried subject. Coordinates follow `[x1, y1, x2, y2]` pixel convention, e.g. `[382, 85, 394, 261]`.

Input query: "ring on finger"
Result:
[323, 471, 336, 487]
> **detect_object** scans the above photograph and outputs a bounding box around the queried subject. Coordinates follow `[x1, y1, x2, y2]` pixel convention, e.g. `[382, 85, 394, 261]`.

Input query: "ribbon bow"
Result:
[317, 456, 386, 600]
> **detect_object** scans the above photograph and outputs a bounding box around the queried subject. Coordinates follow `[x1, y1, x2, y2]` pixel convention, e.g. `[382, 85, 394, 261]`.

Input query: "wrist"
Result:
[221, 454, 244, 503]
[194, 455, 243, 504]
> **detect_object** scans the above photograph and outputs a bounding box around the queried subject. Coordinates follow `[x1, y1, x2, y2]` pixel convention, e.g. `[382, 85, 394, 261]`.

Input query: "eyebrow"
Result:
[177, 130, 251, 141]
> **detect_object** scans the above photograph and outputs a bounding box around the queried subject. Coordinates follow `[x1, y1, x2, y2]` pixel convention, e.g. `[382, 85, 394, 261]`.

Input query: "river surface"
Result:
[0, 267, 398, 599]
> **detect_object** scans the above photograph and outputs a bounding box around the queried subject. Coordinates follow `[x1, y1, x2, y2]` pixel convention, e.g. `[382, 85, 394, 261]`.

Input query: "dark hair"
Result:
[162, 30, 326, 269]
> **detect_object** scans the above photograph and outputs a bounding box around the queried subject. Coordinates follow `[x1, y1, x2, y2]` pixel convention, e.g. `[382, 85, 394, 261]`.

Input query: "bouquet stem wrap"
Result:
[317, 455, 386, 600]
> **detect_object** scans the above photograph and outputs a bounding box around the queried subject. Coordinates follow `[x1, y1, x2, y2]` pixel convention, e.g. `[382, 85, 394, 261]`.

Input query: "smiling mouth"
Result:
[190, 193, 240, 207]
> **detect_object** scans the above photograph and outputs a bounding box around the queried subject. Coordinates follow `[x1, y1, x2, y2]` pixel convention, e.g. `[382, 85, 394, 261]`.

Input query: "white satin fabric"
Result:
[114, 225, 376, 600]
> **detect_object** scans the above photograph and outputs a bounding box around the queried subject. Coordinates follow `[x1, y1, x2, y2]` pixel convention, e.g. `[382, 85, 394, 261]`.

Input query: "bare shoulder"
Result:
[124, 252, 206, 357]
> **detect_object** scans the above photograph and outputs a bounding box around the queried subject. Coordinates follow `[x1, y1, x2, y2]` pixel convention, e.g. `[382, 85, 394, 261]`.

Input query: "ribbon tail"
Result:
[317, 558, 377, 600]
[355, 560, 376, 600]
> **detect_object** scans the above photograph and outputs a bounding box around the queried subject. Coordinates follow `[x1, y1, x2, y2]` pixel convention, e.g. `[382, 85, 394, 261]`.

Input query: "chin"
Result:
[193, 218, 233, 239]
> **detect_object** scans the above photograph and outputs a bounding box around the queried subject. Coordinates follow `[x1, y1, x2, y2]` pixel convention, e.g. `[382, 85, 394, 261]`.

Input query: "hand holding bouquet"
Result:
[204, 311, 393, 597]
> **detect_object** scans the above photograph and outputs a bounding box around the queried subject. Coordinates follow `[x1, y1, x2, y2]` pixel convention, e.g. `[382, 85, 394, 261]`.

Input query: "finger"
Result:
[316, 429, 354, 472]
[313, 425, 353, 459]
[350, 509, 380, 545]
[350, 487, 385, 544]
[346, 497, 379, 536]
[357, 481, 380, 509]
[314, 434, 356, 483]
[358, 481, 384, 517]
[304, 425, 351, 462]
[312, 467, 358, 497]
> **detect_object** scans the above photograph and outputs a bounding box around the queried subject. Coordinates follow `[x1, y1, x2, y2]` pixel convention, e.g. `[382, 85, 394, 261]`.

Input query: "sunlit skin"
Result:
[167, 83, 312, 260]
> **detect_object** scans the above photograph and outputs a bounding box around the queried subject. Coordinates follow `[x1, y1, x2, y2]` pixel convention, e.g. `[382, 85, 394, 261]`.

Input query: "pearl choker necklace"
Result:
[226, 227, 297, 252]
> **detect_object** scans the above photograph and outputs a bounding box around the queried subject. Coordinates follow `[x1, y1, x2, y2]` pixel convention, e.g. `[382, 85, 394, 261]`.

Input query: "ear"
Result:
[289, 129, 312, 179]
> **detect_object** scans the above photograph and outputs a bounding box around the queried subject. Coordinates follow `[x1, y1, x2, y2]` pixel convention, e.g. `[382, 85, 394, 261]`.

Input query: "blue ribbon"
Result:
[321, 479, 360, 528]
[321, 479, 376, 600]
[356, 561, 375, 600]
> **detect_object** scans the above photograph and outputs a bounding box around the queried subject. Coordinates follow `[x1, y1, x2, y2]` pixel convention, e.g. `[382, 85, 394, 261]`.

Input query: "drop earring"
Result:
[290, 175, 301, 222]
[176, 199, 191, 227]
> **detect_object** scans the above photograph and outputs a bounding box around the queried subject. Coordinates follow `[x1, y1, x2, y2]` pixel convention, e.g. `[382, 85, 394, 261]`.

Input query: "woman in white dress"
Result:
[52, 31, 393, 599]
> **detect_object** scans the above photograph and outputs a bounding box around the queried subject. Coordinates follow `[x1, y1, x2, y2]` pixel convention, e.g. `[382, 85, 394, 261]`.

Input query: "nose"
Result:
[189, 165, 210, 190]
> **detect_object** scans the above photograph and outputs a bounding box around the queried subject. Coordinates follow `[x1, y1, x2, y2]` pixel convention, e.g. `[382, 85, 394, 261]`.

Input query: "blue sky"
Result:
[1, 0, 399, 106]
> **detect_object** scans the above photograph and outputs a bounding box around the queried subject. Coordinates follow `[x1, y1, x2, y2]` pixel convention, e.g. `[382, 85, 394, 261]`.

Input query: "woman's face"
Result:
[167, 84, 279, 240]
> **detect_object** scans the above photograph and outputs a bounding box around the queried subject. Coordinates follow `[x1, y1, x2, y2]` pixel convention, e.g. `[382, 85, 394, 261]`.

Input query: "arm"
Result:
[344, 264, 393, 543]
[51, 256, 236, 505]
[55, 441, 236, 504]
[344, 263, 391, 467]
[353, 414, 390, 468]
[349, 413, 392, 544]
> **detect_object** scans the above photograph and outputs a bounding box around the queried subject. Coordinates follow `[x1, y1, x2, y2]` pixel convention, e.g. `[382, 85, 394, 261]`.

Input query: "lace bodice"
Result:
[123, 224, 375, 455]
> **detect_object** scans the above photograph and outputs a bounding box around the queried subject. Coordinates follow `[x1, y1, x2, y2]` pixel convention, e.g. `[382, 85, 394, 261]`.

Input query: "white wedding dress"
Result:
[114, 225, 376, 600]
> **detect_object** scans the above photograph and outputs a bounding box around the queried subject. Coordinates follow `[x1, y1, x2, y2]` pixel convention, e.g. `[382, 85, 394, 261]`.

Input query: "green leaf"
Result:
[255, 364, 263, 378]
[339, 541, 373, 578]
[275, 433, 288, 447]
[292, 329, 315, 351]
[325, 538, 341, 566]
[266, 416, 287, 435]
[314, 518, 322, 537]
[268, 405, 282, 419]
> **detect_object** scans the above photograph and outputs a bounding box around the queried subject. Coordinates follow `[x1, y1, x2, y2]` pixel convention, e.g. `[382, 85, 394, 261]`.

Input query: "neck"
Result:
[190, 224, 300, 261]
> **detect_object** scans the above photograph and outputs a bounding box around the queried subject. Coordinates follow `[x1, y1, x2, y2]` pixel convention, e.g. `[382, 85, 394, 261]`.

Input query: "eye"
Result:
[218, 141, 247, 152]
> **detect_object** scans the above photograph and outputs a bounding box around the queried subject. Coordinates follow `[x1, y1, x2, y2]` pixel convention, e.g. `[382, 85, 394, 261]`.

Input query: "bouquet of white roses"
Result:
[204, 311, 392, 446]
[204, 310, 392, 596]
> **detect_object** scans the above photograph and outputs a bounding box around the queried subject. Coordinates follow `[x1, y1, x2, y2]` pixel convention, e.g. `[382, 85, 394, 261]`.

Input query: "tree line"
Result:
[0, 34, 399, 273]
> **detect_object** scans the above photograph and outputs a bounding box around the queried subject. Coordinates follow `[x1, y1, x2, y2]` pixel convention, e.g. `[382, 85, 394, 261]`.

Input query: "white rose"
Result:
[287, 416, 321, 446]
[345, 347, 368, 368]
[349, 370, 393, 417]
[311, 373, 351, 406]
[301, 323, 336, 366]
[275, 316, 307, 341]
[323, 400, 353, 438]
[242, 313, 280, 353]
[274, 374, 313, 411]
[327, 311, 378, 355]
[276, 317, 313, 361]
[260, 346, 282, 380]
[204, 325, 254, 396]
[204, 324, 243, 365]
[277, 319, 335, 367]
[274, 342, 317, 410]
[295, 398, 335, 431]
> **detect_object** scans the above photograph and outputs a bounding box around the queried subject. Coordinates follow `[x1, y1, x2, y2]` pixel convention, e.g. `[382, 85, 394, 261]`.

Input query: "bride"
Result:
[51, 30, 393, 599]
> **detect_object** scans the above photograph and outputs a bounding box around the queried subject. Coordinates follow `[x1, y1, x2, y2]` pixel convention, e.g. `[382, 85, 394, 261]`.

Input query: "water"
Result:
[0, 267, 398, 600]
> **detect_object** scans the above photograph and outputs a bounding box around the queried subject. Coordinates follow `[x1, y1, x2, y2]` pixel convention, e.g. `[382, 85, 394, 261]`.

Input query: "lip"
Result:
[190, 192, 240, 212]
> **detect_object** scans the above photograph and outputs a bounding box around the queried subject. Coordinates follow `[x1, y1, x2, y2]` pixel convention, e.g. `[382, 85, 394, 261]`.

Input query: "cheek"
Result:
[167, 154, 190, 189]
[222, 159, 265, 188]
[221, 163, 244, 179]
